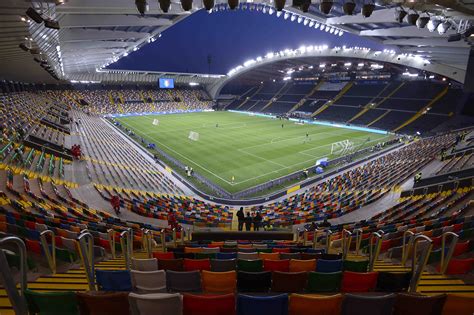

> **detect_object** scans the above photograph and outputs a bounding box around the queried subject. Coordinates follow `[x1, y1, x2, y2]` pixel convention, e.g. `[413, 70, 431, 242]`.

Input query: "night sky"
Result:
[108, 9, 388, 75]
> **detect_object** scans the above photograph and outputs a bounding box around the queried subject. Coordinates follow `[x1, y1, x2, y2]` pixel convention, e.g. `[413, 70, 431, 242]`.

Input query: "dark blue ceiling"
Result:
[107, 8, 388, 75]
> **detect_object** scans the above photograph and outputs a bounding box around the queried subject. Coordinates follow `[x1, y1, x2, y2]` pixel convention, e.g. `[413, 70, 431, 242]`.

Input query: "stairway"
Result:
[236, 85, 263, 110]
[0, 252, 149, 314]
[260, 83, 289, 112]
[367, 110, 391, 127]
[288, 81, 325, 113]
[311, 82, 354, 118]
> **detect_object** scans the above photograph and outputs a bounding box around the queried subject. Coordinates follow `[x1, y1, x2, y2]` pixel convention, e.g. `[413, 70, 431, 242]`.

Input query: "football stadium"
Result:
[0, 0, 474, 314]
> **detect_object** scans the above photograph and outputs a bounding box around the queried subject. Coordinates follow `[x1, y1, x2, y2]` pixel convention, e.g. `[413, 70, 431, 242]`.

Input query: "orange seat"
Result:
[442, 294, 474, 315]
[0, 222, 6, 233]
[238, 244, 252, 249]
[185, 247, 203, 254]
[259, 252, 279, 260]
[201, 270, 237, 293]
[289, 259, 316, 272]
[289, 294, 342, 315]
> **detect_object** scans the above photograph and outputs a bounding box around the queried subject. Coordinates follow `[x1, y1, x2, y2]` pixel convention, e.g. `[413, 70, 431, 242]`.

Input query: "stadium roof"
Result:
[0, 0, 472, 85]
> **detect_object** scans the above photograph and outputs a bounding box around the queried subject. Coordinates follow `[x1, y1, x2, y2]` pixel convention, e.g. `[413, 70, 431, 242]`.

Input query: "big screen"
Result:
[159, 78, 174, 89]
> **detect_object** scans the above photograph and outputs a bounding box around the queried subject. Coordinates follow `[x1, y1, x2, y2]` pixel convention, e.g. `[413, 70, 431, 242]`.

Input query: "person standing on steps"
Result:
[237, 207, 245, 231]
[244, 212, 252, 231]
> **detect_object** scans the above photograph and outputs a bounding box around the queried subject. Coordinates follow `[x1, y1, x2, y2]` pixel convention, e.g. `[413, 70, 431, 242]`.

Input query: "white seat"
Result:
[131, 270, 167, 294]
[237, 252, 259, 260]
[129, 292, 182, 315]
[132, 258, 158, 271]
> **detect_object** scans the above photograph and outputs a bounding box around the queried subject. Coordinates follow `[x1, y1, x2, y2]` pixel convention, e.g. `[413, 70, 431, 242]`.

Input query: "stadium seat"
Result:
[343, 260, 369, 272]
[264, 259, 290, 272]
[183, 293, 235, 315]
[272, 248, 291, 254]
[153, 252, 174, 260]
[289, 259, 316, 272]
[237, 271, 272, 292]
[175, 252, 196, 259]
[201, 270, 237, 293]
[316, 259, 343, 273]
[272, 271, 308, 293]
[238, 252, 259, 260]
[300, 253, 321, 260]
[184, 246, 203, 253]
[307, 271, 342, 293]
[341, 271, 378, 292]
[95, 270, 132, 291]
[129, 293, 182, 315]
[237, 294, 288, 315]
[393, 293, 447, 315]
[443, 258, 474, 274]
[158, 258, 184, 271]
[441, 294, 474, 315]
[280, 253, 301, 260]
[76, 292, 130, 315]
[237, 259, 263, 272]
[289, 293, 342, 315]
[216, 252, 237, 259]
[132, 258, 158, 271]
[376, 272, 412, 292]
[25, 289, 79, 315]
[259, 252, 279, 260]
[166, 270, 202, 292]
[183, 258, 211, 271]
[210, 258, 237, 272]
[341, 293, 396, 315]
[202, 247, 220, 254]
[195, 252, 217, 259]
[131, 270, 167, 293]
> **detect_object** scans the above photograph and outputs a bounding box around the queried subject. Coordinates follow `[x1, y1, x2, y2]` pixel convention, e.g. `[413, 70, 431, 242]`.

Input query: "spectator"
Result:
[244, 213, 252, 231]
[111, 195, 121, 215]
[318, 218, 331, 228]
[236, 207, 245, 231]
[254, 212, 263, 231]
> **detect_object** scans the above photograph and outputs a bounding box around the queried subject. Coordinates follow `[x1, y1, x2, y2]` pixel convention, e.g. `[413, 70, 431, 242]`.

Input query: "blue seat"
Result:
[217, 252, 237, 259]
[27, 229, 41, 241]
[237, 294, 288, 315]
[95, 270, 132, 291]
[306, 248, 325, 254]
[316, 259, 343, 273]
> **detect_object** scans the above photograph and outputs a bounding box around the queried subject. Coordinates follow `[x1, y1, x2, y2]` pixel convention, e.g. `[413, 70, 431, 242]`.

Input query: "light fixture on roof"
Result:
[297, 16, 303, 23]
[343, 0, 356, 15]
[44, 19, 60, 29]
[135, 0, 148, 15]
[437, 20, 451, 35]
[303, 18, 309, 25]
[181, 0, 193, 11]
[228, 0, 238, 10]
[427, 19, 440, 32]
[291, 14, 297, 21]
[319, 0, 333, 15]
[26, 7, 43, 24]
[407, 11, 419, 25]
[301, 0, 311, 12]
[274, 0, 285, 11]
[314, 23, 320, 28]
[361, 2, 375, 18]
[416, 15, 430, 29]
[284, 12, 289, 19]
[309, 21, 314, 27]
[394, 7, 407, 23]
[159, 0, 171, 12]
[203, 0, 215, 10]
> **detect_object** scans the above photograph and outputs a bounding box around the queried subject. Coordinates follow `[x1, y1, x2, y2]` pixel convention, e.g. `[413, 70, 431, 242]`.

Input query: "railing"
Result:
[160, 229, 167, 252]
[341, 229, 353, 260]
[107, 229, 116, 259]
[353, 228, 363, 255]
[440, 232, 459, 274]
[40, 230, 56, 274]
[325, 230, 333, 253]
[141, 229, 153, 258]
[401, 230, 415, 266]
[77, 232, 95, 291]
[368, 232, 383, 271]
[120, 229, 132, 270]
[0, 236, 28, 315]
[409, 235, 433, 292]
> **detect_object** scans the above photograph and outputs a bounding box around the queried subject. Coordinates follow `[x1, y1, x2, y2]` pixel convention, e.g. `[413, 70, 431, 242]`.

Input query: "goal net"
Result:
[331, 139, 355, 155]
[188, 131, 200, 141]
[152, 119, 159, 126]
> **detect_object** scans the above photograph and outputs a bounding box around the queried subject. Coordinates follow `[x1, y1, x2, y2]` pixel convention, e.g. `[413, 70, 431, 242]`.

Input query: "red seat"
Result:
[183, 293, 235, 315]
[98, 239, 111, 251]
[153, 252, 175, 260]
[272, 248, 290, 253]
[443, 258, 474, 275]
[184, 258, 211, 271]
[25, 221, 36, 230]
[453, 241, 470, 257]
[26, 239, 42, 255]
[341, 271, 378, 292]
[263, 259, 290, 272]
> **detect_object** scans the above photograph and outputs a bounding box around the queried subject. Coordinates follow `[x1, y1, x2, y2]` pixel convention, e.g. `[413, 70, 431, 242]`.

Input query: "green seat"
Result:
[56, 248, 78, 263]
[428, 249, 442, 264]
[195, 252, 217, 259]
[6, 252, 37, 270]
[24, 289, 79, 315]
[256, 248, 272, 253]
[307, 271, 342, 293]
[237, 259, 263, 272]
[343, 260, 369, 272]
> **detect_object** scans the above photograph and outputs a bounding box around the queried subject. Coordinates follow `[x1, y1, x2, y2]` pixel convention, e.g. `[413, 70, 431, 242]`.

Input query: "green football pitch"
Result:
[116, 111, 391, 193]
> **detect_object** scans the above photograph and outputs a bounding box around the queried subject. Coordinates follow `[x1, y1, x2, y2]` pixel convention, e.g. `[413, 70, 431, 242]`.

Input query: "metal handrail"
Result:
[0, 236, 28, 315]
[160, 229, 167, 252]
[440, 232, 459, 274]
[342, 229, 353, 260]
[172, 228, 177, 247]
[325, 230, 333, 253]
[120, 230, 131, 270]
[186, 227, 191, 242]
[141, 229, 153, 258]
[401, 230, 415, 266]
[77, 232, 95, 291]
[368, 232, 383, 271]
[40, 230, 56, 274]
[303, 229, 309, 246]
[107, 229, 116, 259]
[353, 228, 363, 255]
[409, 235, 433, 292]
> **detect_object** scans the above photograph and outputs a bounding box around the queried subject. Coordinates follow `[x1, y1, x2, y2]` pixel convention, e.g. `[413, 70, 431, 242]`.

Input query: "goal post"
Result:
[152, 119, 159, 126]
[188, 131, 200, 141]
[331, 139, 355, 155]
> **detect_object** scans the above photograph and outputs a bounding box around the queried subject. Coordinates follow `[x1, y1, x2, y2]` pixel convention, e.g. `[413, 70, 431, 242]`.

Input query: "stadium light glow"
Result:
[189, 82, 199, 86]
[297, 16, 303, 23]
[283, 76, 291, 80]
[291, 14, 297, 21]
[319, 63, 326, 68]
[284, 12, 289, 19]
[402, 71, 418, 77]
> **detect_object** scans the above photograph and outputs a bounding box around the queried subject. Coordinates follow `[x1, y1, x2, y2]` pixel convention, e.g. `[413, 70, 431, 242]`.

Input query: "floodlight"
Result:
[427, 19, 440, 32]
[319, 0, 333, 15]
[416, 16, 430, 29]
[26, 7, 43, 24]
[44, 19, 60, 29]
[437, 21, 451, 35]
[301, 0, 311, 12]
[394, 8, 407, 23]
[274, 0, 285, 11]
[228, 0, 239, 9]
[135, 0, 148, 15]
[159, 0, 171, 12]
[361, 3, 375, 17]
[343, 1, 356, 15]
[19, 43, 29, 52]
[407, 13, 419, 25]
[203, 0, 215, 10]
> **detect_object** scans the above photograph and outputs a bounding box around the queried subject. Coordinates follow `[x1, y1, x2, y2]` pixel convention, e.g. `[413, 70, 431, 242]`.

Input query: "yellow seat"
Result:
[289, 259, 316, 272]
